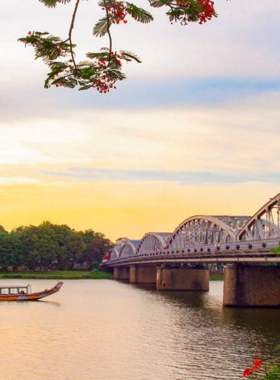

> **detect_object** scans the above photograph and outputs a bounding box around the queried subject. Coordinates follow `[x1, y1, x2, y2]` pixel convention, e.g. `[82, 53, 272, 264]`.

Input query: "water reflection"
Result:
[37, 300, 61, 307]
[125, 281, 280, 378]
[0, 279, 279, 380]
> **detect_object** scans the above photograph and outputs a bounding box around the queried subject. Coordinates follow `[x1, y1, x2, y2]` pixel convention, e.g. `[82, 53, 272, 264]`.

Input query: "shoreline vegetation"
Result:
[0, 270, 224, 281]
[0, 221, 113, 272]
[0, 269, 113, 280]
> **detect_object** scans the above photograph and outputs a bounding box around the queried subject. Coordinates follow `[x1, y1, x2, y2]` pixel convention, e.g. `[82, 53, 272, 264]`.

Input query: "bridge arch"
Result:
[166, 215, 250, 250]
[238, 193, 280, 241]
[136, 233, 171, 255]
[109, 246, 121, 260]
[119, 241, 138, 258]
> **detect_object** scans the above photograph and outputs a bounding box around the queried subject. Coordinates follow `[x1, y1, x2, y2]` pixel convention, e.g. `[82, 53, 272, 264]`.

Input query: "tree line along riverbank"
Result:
[0, 221, 112, 271]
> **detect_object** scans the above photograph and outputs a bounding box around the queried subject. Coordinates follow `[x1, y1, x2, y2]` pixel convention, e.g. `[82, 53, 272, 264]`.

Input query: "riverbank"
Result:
[0, 269, 113, 280]
[0, 270, 223, 281]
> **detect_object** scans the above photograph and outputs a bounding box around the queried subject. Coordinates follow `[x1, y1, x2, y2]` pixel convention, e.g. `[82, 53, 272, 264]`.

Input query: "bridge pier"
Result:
[156, 266, 209, 291]
[120, 267, 130, 281]
[114, 266, 130, 281]
[129, 265, 157, 284]
[113, 267, 119, 280]
[223, 265, 280, 307]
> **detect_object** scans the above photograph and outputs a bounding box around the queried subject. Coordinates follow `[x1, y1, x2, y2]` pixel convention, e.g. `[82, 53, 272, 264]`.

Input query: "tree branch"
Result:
[104, 0, 113, 64]
[68, 0, 81, 72]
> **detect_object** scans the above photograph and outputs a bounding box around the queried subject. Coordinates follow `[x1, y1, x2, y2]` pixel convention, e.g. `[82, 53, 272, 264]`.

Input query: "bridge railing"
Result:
[105, 237, 280, 266]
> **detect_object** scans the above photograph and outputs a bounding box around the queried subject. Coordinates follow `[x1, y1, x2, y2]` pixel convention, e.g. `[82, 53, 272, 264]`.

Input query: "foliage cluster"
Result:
[272, 245, 280, 254]
[0, 221, 113, 271]
[244, 354, 280, 380]
[18, 0, 217, 93]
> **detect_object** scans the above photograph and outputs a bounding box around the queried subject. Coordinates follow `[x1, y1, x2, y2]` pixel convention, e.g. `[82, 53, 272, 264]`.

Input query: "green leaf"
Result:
[120, 50, 141, 63]
[126, 3, 154, 23]
[86, 52, 108, 61]
[93, 17, 110, 37]
[79, 85, 94, 91]
[106, 68, 126, 81]
[38, 0, 71, 8]
[19, 32, 75, 66]
[38, 0, 58, 7]
[149, 0, 168, 8]
[77, 67, 97, 79]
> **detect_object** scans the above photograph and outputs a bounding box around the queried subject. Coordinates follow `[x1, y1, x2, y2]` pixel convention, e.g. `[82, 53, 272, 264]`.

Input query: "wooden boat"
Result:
[0, 281, 63, 301]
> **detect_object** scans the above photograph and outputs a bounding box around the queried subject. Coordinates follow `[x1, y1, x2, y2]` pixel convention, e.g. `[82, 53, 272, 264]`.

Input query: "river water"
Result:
[0, 279, 280, 380]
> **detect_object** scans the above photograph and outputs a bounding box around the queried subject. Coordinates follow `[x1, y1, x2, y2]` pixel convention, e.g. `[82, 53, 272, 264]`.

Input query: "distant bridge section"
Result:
[102, 193, 280, 307]
[136, 233, 171, 256]
[105, 193, 280, 264]
[110, 238, 141, 259]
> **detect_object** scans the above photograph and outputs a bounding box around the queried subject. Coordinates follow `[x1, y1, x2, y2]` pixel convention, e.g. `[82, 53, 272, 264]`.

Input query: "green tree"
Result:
[0, 226, 8, 234]
[14, 222, 85, 270]
[51, 224, 85, 269]
[19, 0, 216, 92]
[0, 232, 24, 271]
[0, 222, 111, 271]
[79, 230, 113, 266]
[14, 223, 58, 269]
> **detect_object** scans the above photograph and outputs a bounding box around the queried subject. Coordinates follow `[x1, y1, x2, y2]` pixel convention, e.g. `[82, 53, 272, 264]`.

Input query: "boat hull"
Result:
[0, 281, 63, 301]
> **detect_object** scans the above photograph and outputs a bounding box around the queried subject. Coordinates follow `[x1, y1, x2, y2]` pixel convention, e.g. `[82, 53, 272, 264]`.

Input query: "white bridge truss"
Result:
[166, 215, 250, 251]
[238, 194, 280, 241]
[107, 193, 280, 263]
[136, 233, 171, 255]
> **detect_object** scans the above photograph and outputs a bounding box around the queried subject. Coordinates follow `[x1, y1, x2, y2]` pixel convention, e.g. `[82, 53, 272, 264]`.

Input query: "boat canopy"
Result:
[0, 285, 31, 295]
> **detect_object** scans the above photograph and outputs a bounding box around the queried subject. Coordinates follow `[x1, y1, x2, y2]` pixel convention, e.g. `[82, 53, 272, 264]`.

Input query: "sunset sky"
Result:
[1, 0, 280, 241]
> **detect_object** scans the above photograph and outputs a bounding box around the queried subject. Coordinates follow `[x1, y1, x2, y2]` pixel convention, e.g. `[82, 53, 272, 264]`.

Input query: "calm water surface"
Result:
[0, 279, 280, 380]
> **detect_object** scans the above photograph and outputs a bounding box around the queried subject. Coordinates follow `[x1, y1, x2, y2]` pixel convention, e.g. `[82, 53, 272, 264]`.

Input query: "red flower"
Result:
[243, 356, 263, 377]
[253, 356, 263, 369]
[243, 368, 251, 377]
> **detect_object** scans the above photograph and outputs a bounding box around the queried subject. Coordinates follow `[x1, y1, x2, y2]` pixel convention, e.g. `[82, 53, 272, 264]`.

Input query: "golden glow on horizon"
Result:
[0, 181, 278, 241]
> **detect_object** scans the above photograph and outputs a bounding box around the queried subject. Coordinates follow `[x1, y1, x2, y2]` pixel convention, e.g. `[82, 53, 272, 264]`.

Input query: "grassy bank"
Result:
[0, 269, 113, 280]
[0, 270, 222, 281]
[210, 272, 224, 281]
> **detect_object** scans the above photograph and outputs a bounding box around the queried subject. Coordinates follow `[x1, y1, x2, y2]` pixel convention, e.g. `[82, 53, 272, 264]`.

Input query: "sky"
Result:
[0, 0, 280, 241]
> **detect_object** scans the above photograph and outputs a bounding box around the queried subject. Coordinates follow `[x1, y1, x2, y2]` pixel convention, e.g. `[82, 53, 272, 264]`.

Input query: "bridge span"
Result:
[101, 193, 280, 308]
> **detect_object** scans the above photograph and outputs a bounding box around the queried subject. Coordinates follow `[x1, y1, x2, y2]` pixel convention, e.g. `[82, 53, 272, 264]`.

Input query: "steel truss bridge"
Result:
[104, 193, 280, 268]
